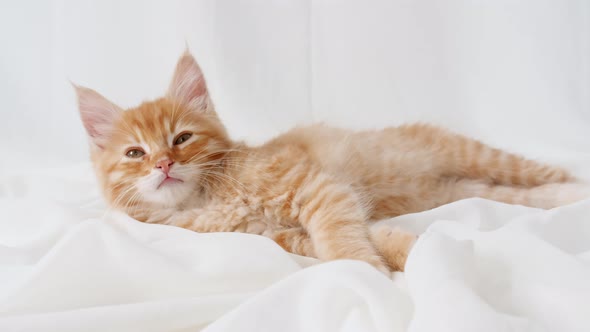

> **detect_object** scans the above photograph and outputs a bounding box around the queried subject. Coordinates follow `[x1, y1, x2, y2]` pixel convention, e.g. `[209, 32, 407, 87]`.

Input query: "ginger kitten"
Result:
[74, 50, 588, 274]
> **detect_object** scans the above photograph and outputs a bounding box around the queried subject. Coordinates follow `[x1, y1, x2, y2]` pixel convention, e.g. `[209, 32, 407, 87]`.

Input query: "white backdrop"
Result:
[1, 0, 589, 174]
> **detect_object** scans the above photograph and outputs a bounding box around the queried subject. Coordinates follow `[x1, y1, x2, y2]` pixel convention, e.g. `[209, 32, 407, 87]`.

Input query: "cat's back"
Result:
[261, 124, 355, 167]
[260, 123, 427, 181]
[262, 124, 398, 177]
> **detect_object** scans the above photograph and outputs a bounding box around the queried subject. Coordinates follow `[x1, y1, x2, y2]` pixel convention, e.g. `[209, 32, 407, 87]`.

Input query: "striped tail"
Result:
[448, 137, 573, 187]
[398, 123, 575, 186]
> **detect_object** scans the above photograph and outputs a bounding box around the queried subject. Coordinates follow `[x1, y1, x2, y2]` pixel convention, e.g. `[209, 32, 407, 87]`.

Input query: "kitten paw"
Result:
[371, 226, 417, 272]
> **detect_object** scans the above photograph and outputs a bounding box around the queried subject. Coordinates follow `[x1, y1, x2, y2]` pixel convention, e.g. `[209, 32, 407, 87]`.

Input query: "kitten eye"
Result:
[174, 132, 193, 145]
[125, 148, 145, 158]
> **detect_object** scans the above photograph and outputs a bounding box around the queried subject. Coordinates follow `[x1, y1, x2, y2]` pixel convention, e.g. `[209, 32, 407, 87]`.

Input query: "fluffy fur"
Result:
[75, 50, 589, 275]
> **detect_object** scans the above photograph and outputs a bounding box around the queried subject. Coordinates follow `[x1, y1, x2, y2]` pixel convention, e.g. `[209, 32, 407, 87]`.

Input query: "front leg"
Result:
[130, 204, 251, 233]
[270, 228, 315, 257]
[136, 206, 319, 258]
[371, 226, 417, 272]
[292, 173, 390, 274]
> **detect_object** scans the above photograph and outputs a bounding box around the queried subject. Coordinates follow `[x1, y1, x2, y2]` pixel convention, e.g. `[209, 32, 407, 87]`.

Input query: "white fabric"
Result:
[1, 165, 590, 332]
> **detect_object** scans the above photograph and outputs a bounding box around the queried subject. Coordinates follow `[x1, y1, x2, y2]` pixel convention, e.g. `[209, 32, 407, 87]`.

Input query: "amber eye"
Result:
[174, 132, 192, 145]
[125, 148, 145, 158]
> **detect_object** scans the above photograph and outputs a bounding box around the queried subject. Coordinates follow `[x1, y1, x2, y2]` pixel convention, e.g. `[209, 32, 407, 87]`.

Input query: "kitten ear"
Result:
[167, 49, 211, 111]
[73, 83, 122, 148]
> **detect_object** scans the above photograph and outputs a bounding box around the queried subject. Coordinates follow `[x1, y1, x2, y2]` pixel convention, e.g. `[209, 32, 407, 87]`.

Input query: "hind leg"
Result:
[449, 178, 590, 209]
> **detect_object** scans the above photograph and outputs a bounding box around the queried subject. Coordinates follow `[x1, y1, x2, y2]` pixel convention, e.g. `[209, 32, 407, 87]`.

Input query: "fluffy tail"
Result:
[447, 137, 573, 187]
[398, 123, 575, 186]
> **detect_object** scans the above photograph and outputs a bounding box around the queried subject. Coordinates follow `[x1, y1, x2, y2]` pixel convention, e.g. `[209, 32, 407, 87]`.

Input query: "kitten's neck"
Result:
[180, 141, 251, 209]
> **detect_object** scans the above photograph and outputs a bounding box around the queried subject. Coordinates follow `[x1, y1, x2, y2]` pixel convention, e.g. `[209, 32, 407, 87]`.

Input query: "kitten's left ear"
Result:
[167, 50, 211, 111]
[73, 83, 122, 149]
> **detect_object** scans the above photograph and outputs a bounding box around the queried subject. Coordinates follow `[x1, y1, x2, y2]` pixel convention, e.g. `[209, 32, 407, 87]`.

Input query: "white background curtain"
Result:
[1, 0, 589, 172]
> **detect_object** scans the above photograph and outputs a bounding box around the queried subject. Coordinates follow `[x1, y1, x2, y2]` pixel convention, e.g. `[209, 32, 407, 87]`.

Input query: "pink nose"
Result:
[155, 159, 174, 174]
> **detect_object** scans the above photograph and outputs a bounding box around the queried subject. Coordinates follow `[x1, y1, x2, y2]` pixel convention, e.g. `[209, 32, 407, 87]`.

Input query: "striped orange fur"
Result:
[74, 50, 590, 274]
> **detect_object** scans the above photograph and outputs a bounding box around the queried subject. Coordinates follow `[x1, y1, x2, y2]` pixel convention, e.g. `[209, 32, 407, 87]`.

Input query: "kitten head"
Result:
[75, 51, 231, 209]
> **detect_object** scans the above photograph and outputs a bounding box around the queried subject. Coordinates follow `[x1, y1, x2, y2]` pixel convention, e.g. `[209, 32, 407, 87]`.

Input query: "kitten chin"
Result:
[135, 167, 207, 208]
[139, 180, 194, 207]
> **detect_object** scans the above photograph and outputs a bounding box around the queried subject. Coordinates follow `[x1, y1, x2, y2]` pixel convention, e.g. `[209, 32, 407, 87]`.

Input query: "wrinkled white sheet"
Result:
[1, 164, 589, 332]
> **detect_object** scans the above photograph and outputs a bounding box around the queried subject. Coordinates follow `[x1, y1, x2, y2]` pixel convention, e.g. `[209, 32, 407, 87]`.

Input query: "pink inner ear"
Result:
[168, 52, 209, 108]
[74, 84, 121, 147]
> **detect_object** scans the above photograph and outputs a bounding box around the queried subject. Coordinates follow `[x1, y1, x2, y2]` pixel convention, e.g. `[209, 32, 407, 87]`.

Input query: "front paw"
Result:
[371, 226, 417, 272]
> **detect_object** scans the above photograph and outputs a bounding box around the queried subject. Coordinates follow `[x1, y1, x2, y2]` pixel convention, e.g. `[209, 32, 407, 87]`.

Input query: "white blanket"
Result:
[1, 164, 589, 332]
